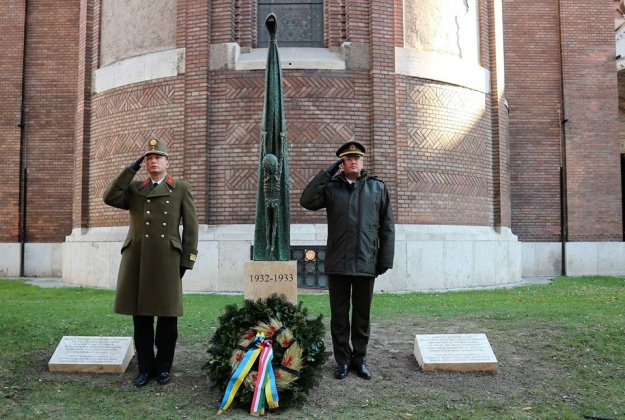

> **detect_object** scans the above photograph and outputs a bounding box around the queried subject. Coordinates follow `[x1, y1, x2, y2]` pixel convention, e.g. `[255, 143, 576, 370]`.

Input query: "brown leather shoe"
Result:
[334, 364, 349, 379]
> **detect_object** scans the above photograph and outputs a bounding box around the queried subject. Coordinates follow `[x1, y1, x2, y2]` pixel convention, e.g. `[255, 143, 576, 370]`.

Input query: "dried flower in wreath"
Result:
[203, 294, 328, 410]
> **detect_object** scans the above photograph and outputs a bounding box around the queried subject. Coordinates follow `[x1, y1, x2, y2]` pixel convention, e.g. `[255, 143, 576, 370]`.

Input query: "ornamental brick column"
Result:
[179, 0, 210, 223]
[369, 0, 398, 209]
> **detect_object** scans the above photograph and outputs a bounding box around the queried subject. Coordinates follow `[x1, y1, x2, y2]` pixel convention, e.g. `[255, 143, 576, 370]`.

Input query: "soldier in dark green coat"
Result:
[300, 141, 394, 382]
[103, 138, 199, 387]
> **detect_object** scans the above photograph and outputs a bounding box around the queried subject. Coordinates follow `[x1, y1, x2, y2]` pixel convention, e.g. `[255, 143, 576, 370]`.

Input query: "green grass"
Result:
[1, 277, 623, 419]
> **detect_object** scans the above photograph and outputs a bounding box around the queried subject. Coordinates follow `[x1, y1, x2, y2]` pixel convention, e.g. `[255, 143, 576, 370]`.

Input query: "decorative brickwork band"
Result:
[407, 171, 488, 197]
[93, 84, 175, 118]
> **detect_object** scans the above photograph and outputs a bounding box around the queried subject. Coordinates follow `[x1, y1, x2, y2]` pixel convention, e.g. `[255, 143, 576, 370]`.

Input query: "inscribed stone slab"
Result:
[244, 261, 297, 304]
[48, 336, 134, 373]
[414, 333, 498, 372]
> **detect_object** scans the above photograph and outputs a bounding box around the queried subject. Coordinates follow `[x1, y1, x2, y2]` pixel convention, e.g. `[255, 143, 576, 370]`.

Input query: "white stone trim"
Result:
[5, 230, 625, 290]
[61, 224, 521, 292]
[93, 48, 186, 93]
[395, 47, 491, 93]
[210, 43, 346, 71]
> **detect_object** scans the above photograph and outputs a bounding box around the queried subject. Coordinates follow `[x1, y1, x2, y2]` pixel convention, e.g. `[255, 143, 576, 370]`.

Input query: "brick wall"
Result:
[395, 78, 494, 225]
[505, 0, 622, 241]
[560, 0, 622, 241]
[207, 70, 371, 224]
[504, 1, 567, 241]
[21, 1, 79, 242]
[0, 0, 26, 242]
[8, 1, 616, 247]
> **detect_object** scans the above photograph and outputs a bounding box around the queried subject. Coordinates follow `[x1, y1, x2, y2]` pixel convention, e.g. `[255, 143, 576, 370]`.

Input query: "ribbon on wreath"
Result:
[217, 332, 279, 416]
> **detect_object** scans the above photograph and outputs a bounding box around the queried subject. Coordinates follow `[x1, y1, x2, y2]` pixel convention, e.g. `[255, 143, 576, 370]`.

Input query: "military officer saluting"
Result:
[300, 140, 395, 381]
[104, 138, 199, 387]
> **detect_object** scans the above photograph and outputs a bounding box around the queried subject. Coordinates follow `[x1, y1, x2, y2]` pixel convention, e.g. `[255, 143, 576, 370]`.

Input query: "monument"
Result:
[244, 13, 297, 303]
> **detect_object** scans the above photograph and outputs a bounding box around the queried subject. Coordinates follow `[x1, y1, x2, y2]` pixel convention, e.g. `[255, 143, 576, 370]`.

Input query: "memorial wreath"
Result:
[203, 294, 327, 415]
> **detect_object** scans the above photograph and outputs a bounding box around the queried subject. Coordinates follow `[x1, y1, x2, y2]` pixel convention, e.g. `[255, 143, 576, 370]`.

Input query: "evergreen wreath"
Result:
[203, 294, 328, 409]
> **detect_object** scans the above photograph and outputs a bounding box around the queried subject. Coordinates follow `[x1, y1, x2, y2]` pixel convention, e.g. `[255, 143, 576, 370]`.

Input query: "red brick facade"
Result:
[1, 0, 622, 252]
[0, 0, 26, 243]
[1, 0, 78, 243]
[504, 0, 622, 241]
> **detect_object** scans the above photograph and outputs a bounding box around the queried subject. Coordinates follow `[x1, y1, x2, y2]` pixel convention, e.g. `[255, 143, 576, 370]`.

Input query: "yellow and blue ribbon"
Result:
[217, 332, 280, 416]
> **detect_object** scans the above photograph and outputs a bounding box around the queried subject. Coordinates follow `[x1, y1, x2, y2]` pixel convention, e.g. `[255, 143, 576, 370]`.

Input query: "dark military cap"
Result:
[144, 138, 169, 157]
[336, 141, 366, 158]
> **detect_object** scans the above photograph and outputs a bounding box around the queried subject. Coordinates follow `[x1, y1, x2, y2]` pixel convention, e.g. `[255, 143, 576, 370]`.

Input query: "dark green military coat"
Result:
[103, 167, 199, 317]
[300, 170, 394, 277]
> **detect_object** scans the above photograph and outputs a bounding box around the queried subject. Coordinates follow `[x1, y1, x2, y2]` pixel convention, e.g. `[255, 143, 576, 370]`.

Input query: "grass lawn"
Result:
[0, 276, 623, 419]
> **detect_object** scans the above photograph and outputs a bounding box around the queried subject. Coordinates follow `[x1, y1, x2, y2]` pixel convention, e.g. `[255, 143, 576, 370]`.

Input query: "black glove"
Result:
[128, 156, 145, 171]
[376, 267, 388, 276]
[180, 267, 187, 279]
[325, 159, 342, 176]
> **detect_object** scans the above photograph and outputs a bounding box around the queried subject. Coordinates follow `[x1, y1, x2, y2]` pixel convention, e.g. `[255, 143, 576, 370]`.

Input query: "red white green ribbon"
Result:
[250, 339, 279, 415]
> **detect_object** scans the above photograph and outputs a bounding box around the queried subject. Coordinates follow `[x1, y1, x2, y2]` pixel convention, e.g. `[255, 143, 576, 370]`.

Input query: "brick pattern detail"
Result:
[407, 172, 488, 197]
[208, 69, 370, 224]
[397, 78, 493, 225]
[325, 0, 346, 47]
[73, 0, 99, 230]
[369, 0, 398, 219]
[225, 75, 355, 99]
[93, 130, 173, 158]
[88, 79, 184, 227]
[407, 128, 487, 156]
[227, 122, 353, 146]
[93, 85, 175, 118]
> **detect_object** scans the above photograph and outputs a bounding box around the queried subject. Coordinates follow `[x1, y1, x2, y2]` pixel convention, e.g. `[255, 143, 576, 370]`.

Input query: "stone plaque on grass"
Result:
[244, 260, 297, 304]
[414, 333, 498, 372]
[48, 336, 134, 373]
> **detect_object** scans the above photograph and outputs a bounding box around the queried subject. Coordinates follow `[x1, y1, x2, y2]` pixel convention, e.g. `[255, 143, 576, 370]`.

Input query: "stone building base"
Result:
[4, 227, 625, 288]
[55, 224, 522, 292]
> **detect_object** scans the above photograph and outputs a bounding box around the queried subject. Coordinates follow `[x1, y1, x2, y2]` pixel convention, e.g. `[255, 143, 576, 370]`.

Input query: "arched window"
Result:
[258, 0, 323, 47]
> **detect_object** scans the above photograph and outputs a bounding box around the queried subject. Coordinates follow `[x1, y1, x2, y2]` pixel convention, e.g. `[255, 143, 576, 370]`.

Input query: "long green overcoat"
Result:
[103, 167, 199, 317]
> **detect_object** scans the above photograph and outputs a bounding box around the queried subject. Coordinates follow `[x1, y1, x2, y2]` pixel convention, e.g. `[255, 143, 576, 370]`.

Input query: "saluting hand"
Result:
[128, 155, 145, 171]
[325, 159, 343, 176]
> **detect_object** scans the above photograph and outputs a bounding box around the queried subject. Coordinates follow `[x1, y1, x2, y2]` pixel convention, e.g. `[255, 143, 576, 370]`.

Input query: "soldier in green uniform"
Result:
[103, 138, 199, 387]
[300, 141, 395, 381]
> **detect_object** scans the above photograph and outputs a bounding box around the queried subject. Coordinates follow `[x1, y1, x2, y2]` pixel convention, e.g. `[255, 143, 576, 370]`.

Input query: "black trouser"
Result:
[328, 275, 375, 366]
[132, 316, 178, 375]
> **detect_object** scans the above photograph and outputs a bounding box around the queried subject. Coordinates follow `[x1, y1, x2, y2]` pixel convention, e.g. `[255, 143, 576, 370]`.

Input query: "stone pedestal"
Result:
[414, 333, 498, 372]
[48, 336, 134, 373]
[244, 260, 297, 304]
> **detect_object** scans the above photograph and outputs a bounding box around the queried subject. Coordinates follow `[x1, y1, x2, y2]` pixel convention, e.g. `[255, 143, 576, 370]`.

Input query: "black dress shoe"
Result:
[156, 371, 171, 385]
[135, 373, 150, 387]
[334, 364, 349, 379]
[352, 364, 372, 380]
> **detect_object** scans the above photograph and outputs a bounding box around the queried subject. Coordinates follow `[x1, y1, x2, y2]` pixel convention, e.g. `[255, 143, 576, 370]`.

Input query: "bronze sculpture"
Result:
[253, 14, 290, 261]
